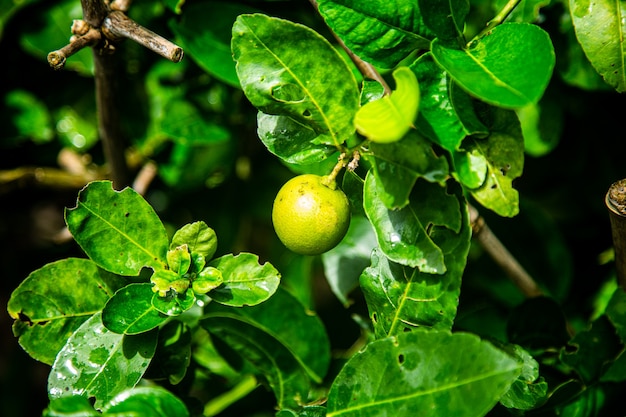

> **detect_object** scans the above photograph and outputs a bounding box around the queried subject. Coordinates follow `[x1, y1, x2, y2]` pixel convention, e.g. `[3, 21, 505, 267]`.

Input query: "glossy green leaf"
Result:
[202, 288, 329, 409]
[7, 258, 126, 365]
[317, 0, 434, 68]
[570, 0, 626, 92]
[410, 53, 470, 152]
[170, 221, 218, 260]
[366, 131, 449, 209]
[466, 108, 524, 217]
[232, 13, 360, 148]
[205, 287, 330, 383]
[48, 312, 157, 410]
[170, 1, 259, 87]
[102, 387, 190, 416]
[151, 268, 190, 297]
[43, 395, 100, 416]
[257, 112, 337, 165]
[326, 330, 522, 417]
[361, 182, 470, 336]
[167, 244, 191, 275]
[208, 252, 280, 307]
[322, 216, 378, 307]
[418, 0, 468, 42]
[143, 321, 192, 385]
[432, 23, 555, 108]
[355, 67, 420, 143]
[363, 172, 445, 273]
[452, 149, 488, 189]
[498, 344, 548, 409]
[102, 283, 169, 335]
[151, 290, 196, 317]
[65, 181, 169, 275]
[193, 266, 224, 295]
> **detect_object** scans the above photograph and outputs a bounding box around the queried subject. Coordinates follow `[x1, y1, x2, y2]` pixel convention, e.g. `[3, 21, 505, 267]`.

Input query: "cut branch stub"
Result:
[606, 179, 626, 290]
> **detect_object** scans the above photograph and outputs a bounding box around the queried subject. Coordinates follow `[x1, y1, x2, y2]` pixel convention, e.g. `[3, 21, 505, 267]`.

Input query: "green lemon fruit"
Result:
[272, 174, 351, 255]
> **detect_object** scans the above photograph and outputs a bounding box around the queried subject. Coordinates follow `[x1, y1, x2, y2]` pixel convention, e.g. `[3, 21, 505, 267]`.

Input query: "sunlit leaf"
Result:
[208, 252, 280, 306]
[48, 312, 157, 410]
[498, 344, 548, 410]
[327, 330, 522, 417]
[569, 0, 626, 92]
[102, 387, 190, 416]
[355, 67, 420, 143]
[65, 181, 169, 275]
[317, 0, 434, 68]
[102, 283, 169, 334]
[7, 258, 126, 365]
[363, 172, 445, 273]
[232, 13, 360, 148]
[432, 23, 555, 108]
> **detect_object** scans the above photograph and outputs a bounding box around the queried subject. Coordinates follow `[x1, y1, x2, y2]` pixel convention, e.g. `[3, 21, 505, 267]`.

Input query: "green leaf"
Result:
[208, 252, 280, 307]
[361, 183, 470, 336]
[201, 288, 330, 408]
[151, 290, 196, 317]
[410, 53, 474, 152]
[170, 1, 259, 87]
[418, 0, 468, 42]
[205, 287, 330, 383]
[569, 0, 626, 92]
[193, 266, 224, 295]
[322, 216, 378, 307]
[160, 99, 231, 144]
[232, 13, 360, 148]
[498, 344, 548, 410]
[102, 283, 169, 335]
[363, 172, 445, 273]
[171, 221, 218, 259]
[466, 108, 524, 217]
[151, 268, 190, 297]
[48, 312, 157, 410]
[4, 89, 53, 145]
[317, 0, 434, 69]
[102, 387, 190, 416]
[44, 396, 100, 417]
[432, 23, 555, 108]
[167, 244, 191, 275]
[355, 67, 420, 143]
[143, 321, 192, 385]
[366, 131, 449, 209]
[65, 181, 169, 275]
[326, 330, 522, 417]
[451, 149, 488, 189]
[7, 258, 126, 365]
[560, 315, 623, 383]
[257, 112, 337, 165]
[603, 286, 626, 343]
[518, 99, 563, 157]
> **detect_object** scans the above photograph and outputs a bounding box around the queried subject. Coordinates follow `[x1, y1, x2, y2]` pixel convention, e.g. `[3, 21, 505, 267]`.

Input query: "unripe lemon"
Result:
[272, 174, 350, 255]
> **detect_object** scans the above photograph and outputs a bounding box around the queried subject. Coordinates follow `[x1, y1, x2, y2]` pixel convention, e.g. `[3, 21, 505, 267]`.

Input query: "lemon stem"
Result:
[322, 153, 348, 189]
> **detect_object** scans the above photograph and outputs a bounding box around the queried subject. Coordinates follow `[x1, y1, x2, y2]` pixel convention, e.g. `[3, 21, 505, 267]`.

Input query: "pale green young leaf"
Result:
[170, 221, 218, 260]
[327, 330, 522, 417]
[7, 258, 126, 365]
[569, 0, 626, 92]
[317, 0, 434, 68]
[355, 67, 419, 144]
[232, 13, 359, 148]
[208, 252, 280, 306]
[432, 23, 555, 108]
[65, 181, 169, 275]
[48, 312, 157, 410]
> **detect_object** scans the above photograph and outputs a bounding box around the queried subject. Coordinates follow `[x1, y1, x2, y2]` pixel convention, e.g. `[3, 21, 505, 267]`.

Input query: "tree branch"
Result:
[606, 179, 626, 291]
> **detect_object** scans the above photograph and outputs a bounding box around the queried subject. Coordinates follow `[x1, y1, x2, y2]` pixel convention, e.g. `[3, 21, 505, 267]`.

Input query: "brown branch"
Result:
[102, 11, 183, 62]
[307, 0, 543, 298]
[47, 27, 101, 70]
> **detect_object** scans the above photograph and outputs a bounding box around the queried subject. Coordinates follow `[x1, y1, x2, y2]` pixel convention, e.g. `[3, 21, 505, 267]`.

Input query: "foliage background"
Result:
[1, 0, 626, 415]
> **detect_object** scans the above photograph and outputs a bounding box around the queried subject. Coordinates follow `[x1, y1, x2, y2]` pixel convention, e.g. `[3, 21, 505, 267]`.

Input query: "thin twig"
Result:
[102, 11, 183, 62]
[47, 28, 101, 70]
[307, 0, 543, 298]
[469, 0, 521, 45]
